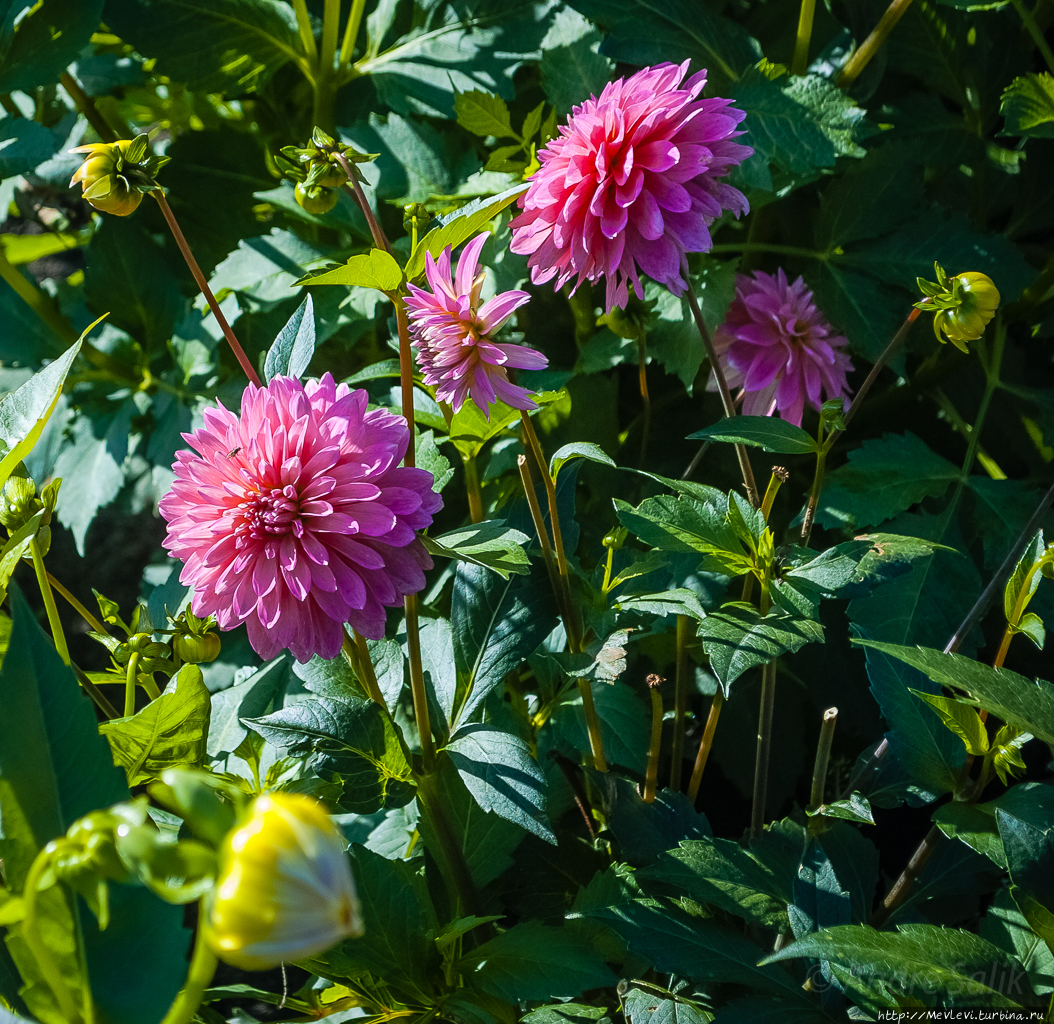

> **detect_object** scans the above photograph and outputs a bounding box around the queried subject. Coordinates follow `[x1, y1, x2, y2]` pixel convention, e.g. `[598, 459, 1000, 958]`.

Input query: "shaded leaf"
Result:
[1001, 72, 1054, 139]
[688, 416, 819, 454]
[422, 520, 530, 579]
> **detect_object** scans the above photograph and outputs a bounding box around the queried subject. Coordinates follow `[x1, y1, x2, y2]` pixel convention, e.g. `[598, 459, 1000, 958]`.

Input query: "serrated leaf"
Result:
[1004, 531, 1046, 624]
[696, 604, 824, 692]
[460, 921, 616, 1001]
[454, 89, 515, 138]
[422, 520, 530, 579]
[549, 441, 616, 480]
[99, 666, 211, 786]
[208, 657, 289, 760]
[909, 689, 989, 756]
[855, 640, 1054, 748]
[1001, 72, 1054, 139]
[539, 8, 613, 116]
[615, 588, 708, 623]
[817, 432, 960, 530]
[245, 695, 414, 813]
[1015, 612, 1046, 650]
[446, 723, 554, 843]
[405, 185, 528, 281]
[688, 416, 819, 454]
[808, 793, 875, 825]
[264, 294, 315, 381]
[296, 248, 403, 293]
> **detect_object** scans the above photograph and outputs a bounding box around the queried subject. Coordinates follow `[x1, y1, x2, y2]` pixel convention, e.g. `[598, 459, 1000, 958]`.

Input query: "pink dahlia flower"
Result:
[160, 374, 442, 663]
[708, 269, 854, 427]
[509, 60, 752, 312]
[405, 232, 547, 416]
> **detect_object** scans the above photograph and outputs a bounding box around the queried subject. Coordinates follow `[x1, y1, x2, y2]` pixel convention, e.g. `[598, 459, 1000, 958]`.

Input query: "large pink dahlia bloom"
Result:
[709, 270, 854, 427]
[405, 232, 547, 416]
[509, 61, 752, 312]
[160, 374, 442, 663]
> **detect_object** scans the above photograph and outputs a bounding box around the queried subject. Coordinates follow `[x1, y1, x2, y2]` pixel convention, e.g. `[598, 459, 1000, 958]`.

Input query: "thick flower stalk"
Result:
[160, 374, 442, 663]
[510, 61, 752, 311]
[205, 793, 363, 971]
[709, 269, 854, 427]
[405, 232, 547, 415]
[916, 262, 1000, 352]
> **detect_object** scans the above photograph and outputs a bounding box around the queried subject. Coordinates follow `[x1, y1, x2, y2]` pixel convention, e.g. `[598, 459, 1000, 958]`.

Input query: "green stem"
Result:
[313, 0, 341, 132]
[22, 848, 84, 1024]
[1011, 0, 1054, 72]
[670, 615, 690, 791]
[837, 0, 915, 87]
[142, 675, 162, 701]
[292, 0, 320, 69]
[464, 454, 483, 523]
[59, 72, 122, 143]
[406, 594, 435, 772]
[792, 0, 818, 75]
[124, 652, 140, 718]
[152, 192, 260, 387]
[643, 678, 663, 802]
[159, 903, 219, 1024]
[685, 282, 759, 507]
[339, 0, 368, 68]
[345, 631, 385, 706]
[577, 679, 608, 772]
[750, 659, 778, 840]
[809, 706, 838, 811]
[415, 771, 484, 919]
[31, 539, 69, 665]
[687, 691, 724, 803]
[800, 450, 827, 547]
[637, 334, 651, 469]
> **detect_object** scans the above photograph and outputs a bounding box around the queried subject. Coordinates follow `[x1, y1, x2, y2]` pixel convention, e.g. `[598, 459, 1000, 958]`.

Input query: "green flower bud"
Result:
[915, 263, 1000, 353]
[173, 630, 221, 664]
[204, 792, 362, 970]
[69, 135, 169, 217]
[0, 464, 41, 531]
[295, 181, 338, 214]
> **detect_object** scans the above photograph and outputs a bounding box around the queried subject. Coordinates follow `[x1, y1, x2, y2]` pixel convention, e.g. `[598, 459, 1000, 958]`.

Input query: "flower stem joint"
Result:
[204, 792, 363, 971]
[69, 134, 169, 217]
[916, 262, 1000, 353]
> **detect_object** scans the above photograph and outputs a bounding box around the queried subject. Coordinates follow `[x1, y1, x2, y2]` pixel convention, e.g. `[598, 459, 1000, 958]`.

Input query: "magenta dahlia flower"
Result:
[509, 60, 752, 312]
[405, 232, 547, 416]
[708, 269, 854, 427]
[160, 374, 442, 663]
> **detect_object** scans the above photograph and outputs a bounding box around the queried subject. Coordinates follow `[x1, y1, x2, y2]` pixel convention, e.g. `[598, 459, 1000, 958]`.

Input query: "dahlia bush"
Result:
[1, 2, 1052, 1023]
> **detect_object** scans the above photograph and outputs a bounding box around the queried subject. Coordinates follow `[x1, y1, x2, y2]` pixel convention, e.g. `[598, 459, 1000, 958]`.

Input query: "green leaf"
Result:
[696, 604, 824, 692]
[622, 985, 710, 1024]
[450, 558, 558, 725]
[264, 294, 315, 381]
[460, 921, 616, 1001]
[809, 263, 906, 366]
[854, 640, 1054, 748]
[83, 217, 184, 350]
[448, 395, 522, 461]
[296, 248, 403, 293]
[53, 395, 137, 554]
[981, 888, 1054, 998]
[641, 838, 791, 928]
[615, 493, 746, 570]
[454, 90, 515, 138]
[422, 520, 530, 579]
[789, 837, 851, 939]
[1001, 73, 1054, 138]
[0, 337, 81, 494]
[999, 809, 1054, 911]
[446, 723, 554, 843]
[593, 899, 809, 998]
[416, 429, 454, 492]
[245, 695, 414, 813]
[909, 689, 988, 756]
[1004, 531, 1046, 624]
[817, 432, 960, 529]
[614, 588, 708, 623]
[99, 665, 211, 786]
[208, 657, 289, 761]
[809, 793, 875, 825]
[550, 680, 650, 775]
[525, 1003, 611, 1024]
[549, 441, 616, 480]
[764, 924, 1027, 1008]
[0, 117, 63, 181]
[566, 0, 761, 87]
[688, 416, 819, 454]
[101, 0, 302, 95]
[539, 8, 613, 116]
[207, 228, 328, 309]
[405, 185, 528, 282]
[0, 0, 104, 92]
[0, 590, 186, 1024]
[934, 783, 1054, 869]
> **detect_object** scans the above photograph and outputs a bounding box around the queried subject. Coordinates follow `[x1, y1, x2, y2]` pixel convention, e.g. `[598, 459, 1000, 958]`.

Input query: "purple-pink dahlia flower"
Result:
[708, 269, 854, 427]
[405, 232, 547, 416]
[160, 373, 442, 663]
[509, 60, 752, 312]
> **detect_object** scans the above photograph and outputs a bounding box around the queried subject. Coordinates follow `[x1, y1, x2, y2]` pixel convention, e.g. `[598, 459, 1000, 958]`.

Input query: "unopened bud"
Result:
[204, 792, 363, 970]
[916, 263, 1000, 353]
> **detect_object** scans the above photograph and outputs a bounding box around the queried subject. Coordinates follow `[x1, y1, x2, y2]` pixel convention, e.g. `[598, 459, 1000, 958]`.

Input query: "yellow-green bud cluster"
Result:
[916, 262, 1000, 353]
[0, 464, 58, 556]
[276, 127, 378, 217]
[69, 134, 168, 217]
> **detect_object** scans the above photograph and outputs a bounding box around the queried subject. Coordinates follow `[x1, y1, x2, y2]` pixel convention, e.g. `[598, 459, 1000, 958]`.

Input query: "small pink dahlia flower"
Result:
[708, 269, 854, 427]
[509, 60, 752, 312]
[160, 374, 442, 663]
[405, 232, 547, 416]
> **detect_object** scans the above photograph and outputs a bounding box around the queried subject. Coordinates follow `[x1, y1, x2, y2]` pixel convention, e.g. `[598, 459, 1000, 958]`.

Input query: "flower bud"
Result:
[69, 135, 168, 217]
[295, 181, 338, 215]
[204, 792, 362, 970]
[173, 630, 221, 663]
[0, 463, 41, 531]
[915, 263, 1000, 353]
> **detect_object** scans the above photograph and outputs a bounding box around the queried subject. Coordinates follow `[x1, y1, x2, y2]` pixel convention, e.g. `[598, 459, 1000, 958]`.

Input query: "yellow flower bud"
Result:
[70, 141, 144, 216]
[915, 264, 1000, 353]
[204, 793, 362, 970]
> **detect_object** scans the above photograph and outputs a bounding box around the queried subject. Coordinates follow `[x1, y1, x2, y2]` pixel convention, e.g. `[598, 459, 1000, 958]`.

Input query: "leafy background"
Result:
[1, 0, 1054, 1021]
